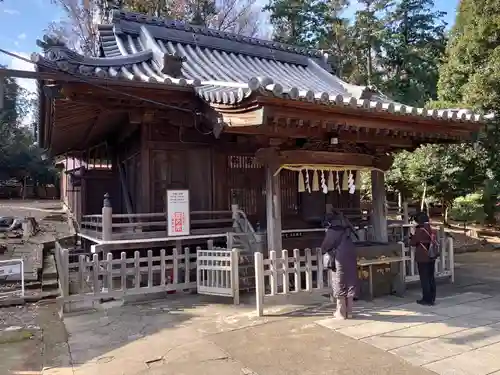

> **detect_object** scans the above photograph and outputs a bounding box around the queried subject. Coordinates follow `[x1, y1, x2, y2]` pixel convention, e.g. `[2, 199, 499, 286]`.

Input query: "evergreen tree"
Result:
[380, 0, 447, 106]
[0, 73, 56, 189]
[347, 0, 388, 86]
[438, 0, 500, 110]
[264, 0, 343, 47]
[437, 0, 500, 219]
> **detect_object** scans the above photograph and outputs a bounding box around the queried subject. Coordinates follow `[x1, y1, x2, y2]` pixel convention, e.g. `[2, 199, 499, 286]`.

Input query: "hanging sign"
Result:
[166, 190, 190, 236]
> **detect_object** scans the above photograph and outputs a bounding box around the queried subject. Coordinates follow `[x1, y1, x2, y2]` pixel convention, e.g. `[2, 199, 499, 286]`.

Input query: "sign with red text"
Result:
[167, 190, 190, 236]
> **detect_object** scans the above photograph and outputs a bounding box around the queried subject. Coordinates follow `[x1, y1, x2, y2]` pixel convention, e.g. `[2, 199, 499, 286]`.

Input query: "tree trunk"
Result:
[366, 47, 373, 85]
[21, 176, 27, 200]
[420, 182, 427, 212]
[444, 204, 449, 226]
[33, 179, 39, 199]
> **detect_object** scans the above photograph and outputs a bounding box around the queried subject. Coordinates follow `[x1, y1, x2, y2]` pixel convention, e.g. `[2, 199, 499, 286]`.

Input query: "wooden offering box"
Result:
[355, 242, 405, 300]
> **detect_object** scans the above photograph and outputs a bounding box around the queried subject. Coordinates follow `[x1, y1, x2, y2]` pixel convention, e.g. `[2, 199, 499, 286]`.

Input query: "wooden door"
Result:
[151, 149, 188, 212]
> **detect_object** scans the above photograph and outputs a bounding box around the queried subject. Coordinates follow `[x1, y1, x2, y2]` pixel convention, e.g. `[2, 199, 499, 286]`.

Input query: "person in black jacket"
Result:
[321, 212, 358, 319]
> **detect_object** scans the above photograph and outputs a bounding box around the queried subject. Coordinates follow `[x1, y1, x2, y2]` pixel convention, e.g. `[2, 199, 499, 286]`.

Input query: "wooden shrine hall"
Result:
[34, 10, 487, 253]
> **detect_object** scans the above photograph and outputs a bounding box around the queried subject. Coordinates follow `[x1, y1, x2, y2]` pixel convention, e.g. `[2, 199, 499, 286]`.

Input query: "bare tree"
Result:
[47, 0, 266, 55]
[211, 0, 262, 37]
[47, 0, 104, 56]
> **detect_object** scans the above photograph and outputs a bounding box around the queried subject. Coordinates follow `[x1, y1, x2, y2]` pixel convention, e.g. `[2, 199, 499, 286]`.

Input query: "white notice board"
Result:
[0, 263, 21, 277]
[167, 190, 190, 236]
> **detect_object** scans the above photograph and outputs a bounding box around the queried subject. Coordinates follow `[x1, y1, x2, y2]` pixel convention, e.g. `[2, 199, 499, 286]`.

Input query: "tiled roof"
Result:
[31, 10, 489, 123]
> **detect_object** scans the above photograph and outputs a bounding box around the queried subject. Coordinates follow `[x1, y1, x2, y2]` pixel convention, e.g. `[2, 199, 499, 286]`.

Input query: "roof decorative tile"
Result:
[109, 10, 324, 58]
[31, 11, 490, 123]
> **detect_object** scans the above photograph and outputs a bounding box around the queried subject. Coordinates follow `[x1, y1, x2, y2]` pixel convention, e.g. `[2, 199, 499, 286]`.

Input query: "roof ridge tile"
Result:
[105, 9, 324, 59]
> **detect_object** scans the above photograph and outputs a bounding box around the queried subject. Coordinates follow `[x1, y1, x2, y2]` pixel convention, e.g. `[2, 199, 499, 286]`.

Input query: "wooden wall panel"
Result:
[212, 150, 229, 211]
[148, 147, 213, 213]
[82, 170, 119, 215]
[188, 148, 212, 211]
[150, 149, 188, 212]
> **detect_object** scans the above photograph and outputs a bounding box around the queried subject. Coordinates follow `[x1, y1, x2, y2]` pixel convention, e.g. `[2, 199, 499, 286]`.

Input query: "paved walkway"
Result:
[318, 291, 500, 375]
[40, 252, 500, 375]
[49, 294, 437, 375]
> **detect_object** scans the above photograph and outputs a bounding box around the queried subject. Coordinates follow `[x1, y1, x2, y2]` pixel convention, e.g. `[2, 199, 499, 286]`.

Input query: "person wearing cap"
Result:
[410, 212, 437, 306]
[321, 211, 358, 319]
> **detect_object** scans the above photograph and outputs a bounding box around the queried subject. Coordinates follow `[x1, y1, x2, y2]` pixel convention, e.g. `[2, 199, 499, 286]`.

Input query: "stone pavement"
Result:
[40, 252, 500, 375]
[49, 293, 436, 375]
[318, 291, 500, 375]
[317, 252, 500, 375]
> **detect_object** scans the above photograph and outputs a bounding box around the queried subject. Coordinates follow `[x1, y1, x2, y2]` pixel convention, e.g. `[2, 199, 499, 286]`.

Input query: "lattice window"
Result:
[227, 155, 264, 218]
[280, 169, 298, 217]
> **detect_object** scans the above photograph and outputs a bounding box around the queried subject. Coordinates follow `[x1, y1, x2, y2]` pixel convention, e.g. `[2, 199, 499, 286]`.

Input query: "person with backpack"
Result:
[321, 211, 358, 319]
[409, 212, 439, 306]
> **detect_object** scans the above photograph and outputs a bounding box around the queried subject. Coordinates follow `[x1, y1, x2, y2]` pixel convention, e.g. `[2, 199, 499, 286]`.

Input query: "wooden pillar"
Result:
[370, 170, 388, 242]
[140, 123, 150, 213]
[265, 165, 282, 251]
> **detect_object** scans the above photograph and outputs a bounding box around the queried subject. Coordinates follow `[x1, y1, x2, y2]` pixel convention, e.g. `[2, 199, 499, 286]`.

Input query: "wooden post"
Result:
[448, 237, 455, 283]
[370, 170, 388, 242]
[231, 248, 240, 305]
[140, 122, 150, 213]
[439, 225, 446, 273]
[265, 164, 282, 252]
[102, 193, 112, 241]
[254, 252, 264, 316]
[231, 203, 239, 230]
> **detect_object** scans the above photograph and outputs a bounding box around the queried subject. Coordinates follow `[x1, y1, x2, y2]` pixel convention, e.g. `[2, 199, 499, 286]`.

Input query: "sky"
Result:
[0, 0, 460, 97]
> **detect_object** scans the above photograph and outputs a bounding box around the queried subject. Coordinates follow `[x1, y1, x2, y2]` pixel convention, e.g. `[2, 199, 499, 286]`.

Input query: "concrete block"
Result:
[361, 315, 496, 351]
[390, 336, 468, 366]
[423, 341, 500, 375]
[391, 326, 500, 366]
[437, 292, 492, 305]
[337, 312, 443, 340]
[432, 304, 483, 318]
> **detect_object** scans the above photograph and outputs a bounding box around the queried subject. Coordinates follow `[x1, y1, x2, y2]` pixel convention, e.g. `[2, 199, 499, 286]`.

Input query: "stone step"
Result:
[24, 289, 59, 303]
[41, 278, 59, 291]
[25, 281, 42, 290]
[42, 267, 57, 279]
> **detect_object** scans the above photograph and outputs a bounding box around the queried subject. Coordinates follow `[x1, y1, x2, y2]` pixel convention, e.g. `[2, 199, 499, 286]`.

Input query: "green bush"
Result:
[449, 193, 487, 231]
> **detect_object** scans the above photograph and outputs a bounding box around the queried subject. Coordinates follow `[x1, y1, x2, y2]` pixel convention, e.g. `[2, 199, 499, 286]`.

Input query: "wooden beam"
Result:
[226, 124, 418, 147]
[264, 105, 475, 137]
[256, 149, 394, 171]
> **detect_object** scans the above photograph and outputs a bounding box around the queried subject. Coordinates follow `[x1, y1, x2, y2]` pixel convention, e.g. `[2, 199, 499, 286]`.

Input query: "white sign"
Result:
[0, 260, 24, 299]
[167, 190, 190, 236]
[0, 263, 21, 276]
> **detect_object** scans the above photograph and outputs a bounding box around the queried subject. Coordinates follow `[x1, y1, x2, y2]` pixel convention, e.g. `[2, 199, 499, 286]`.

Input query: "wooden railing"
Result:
[80, 194, 236, 241]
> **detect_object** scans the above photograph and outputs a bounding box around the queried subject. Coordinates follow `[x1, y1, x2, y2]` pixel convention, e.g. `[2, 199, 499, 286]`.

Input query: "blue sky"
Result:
[0, 0, 459, 94]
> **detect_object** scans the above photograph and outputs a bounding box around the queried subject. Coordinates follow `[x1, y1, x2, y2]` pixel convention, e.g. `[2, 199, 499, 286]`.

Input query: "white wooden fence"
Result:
[254, 248, 333, 316]
[254, 238, 455, 316]
[197, 249, 240, 304]
[404, 237, 455, 283]
[55, 242, 240, 314]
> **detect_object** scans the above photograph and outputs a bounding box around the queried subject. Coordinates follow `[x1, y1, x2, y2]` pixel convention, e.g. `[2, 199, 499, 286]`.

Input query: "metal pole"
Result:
[20, 260, 24, 297]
